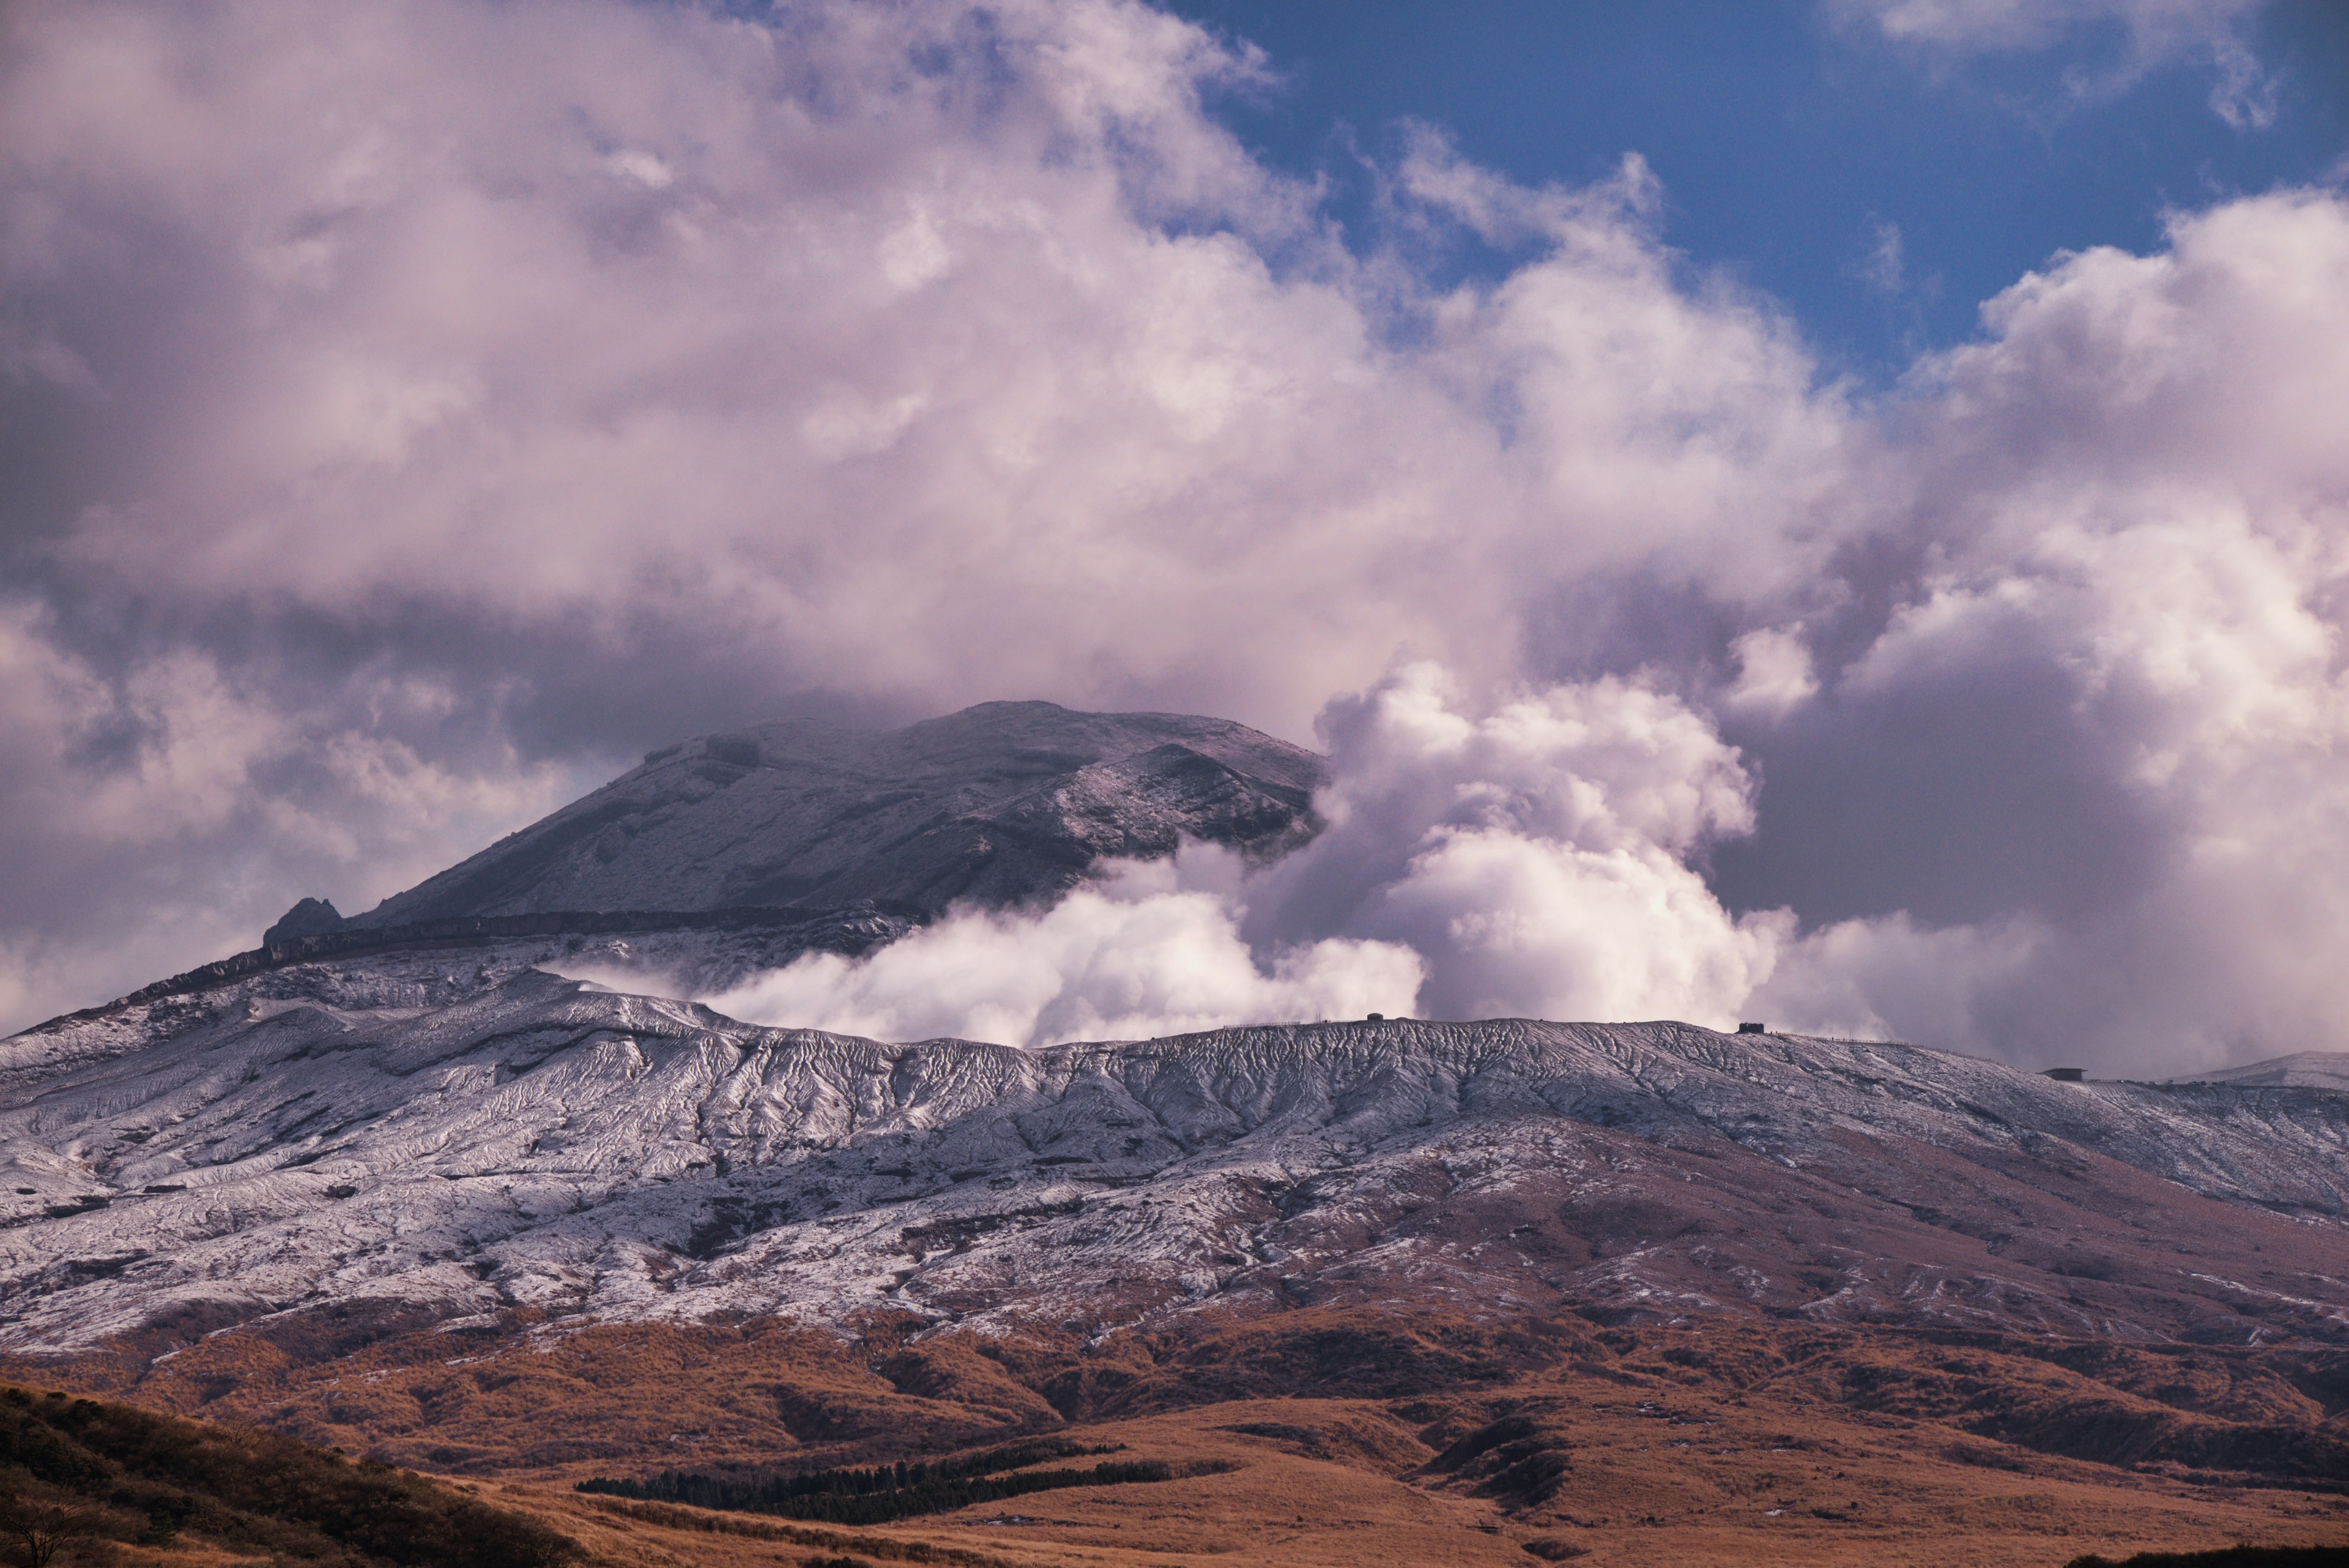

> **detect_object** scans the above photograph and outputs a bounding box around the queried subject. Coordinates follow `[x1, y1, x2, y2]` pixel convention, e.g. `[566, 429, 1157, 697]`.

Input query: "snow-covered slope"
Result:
[2187, 1052, 2349, 1092]
[6, 699, 2345, 1372]
[5, 954, 2344, 1359]
[344, 702, 1321, 930]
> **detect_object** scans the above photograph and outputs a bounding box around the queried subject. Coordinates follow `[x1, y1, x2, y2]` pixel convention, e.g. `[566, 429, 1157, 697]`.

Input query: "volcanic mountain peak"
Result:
[8, 698, 2349, 1560]
[332, 700, 1322, 934]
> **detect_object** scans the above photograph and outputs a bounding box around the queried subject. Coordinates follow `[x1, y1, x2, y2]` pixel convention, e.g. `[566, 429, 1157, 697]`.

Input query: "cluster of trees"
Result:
[579, 1436, 1179, 1525]
[0, 1384, 577, 1566]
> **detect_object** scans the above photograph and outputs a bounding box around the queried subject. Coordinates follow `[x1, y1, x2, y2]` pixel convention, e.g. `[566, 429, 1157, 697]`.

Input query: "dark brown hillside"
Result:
[0, 1381, 577, 1566]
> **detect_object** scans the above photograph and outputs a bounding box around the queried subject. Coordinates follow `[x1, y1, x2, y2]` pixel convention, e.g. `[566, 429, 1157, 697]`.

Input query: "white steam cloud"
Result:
[1249, 666, 1787, 1029]
[708, 665, 1790, 1045]
[704, 857, 1420, 1049]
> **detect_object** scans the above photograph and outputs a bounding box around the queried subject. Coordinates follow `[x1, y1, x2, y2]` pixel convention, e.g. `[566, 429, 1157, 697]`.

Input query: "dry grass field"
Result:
[13, 1305, 2347, 1567]
[477, 1385, 2349, 1568]
[500, 1422, 2345, 1568]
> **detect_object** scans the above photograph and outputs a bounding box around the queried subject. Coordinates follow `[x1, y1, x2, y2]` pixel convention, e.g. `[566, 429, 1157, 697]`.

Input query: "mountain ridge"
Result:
[341, 700, 1323, 931]
[6, 959, 2343, 1359]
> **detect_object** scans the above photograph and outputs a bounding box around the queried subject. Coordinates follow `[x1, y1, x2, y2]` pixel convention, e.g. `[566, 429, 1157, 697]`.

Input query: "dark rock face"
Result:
[348, 700, 1324, 927]
[261, 897, 344, 946]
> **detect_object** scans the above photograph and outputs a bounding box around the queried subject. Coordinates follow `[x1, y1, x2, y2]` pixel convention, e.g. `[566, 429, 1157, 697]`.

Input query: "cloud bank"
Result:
[3, 0, 2347, 1076]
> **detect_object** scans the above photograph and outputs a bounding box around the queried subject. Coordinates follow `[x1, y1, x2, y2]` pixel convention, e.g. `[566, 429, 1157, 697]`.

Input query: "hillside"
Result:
[7, 960, 2345, 1358]
[0, 1380, 576, 1566]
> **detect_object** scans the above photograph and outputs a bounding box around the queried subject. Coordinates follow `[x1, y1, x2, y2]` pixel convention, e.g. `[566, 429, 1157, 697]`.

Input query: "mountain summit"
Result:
[331, 700, 1321, 934]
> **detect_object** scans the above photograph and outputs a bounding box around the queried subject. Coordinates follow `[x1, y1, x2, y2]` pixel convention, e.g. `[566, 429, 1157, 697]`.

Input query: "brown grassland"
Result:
[10, 1302, 2348, 1567]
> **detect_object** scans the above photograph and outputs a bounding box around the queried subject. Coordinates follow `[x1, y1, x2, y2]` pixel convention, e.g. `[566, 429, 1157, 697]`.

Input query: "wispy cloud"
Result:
[1831, 0, 2281, 126]
[1857, 217, 1908, 294]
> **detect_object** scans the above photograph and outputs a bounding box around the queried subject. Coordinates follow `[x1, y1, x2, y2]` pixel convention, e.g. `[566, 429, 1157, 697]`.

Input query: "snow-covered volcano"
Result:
[343, 700, 1322, 930]
[2, 699, 2345, 1370]
[71, 700, 1326, 1036]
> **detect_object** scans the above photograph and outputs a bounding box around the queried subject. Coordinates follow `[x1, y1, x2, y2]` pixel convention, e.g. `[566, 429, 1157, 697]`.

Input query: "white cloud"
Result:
[1254, 667, 1789, 1029]
[703, 853, 1420, 1047]
[1800, 193, 2349, 1073]
[709, 666, 1790, 1044]
[606, 149, 674, 189]
[1831, 0, 2280, 125]
[1, 0, 1848, 721]
[1723, 626, 1820, 719]
[1749, 912, 2049, 1047]
[1839, 0, 2261, 51]
[1857, 218, 1906, 295]
[1, 0, 2348, 1079]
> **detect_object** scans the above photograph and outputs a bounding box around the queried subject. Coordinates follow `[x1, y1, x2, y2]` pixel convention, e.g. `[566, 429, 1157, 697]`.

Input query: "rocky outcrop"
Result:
[261, 897, 346, 946]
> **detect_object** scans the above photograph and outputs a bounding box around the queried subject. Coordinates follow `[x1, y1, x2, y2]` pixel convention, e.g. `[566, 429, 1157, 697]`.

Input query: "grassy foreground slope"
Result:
[8, 1340, 2349, 1568]
[0, 1382, 577, 1566]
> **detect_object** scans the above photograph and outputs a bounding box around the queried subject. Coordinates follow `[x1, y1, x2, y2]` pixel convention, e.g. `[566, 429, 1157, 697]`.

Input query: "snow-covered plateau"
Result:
[4, 940, 2345, 1360]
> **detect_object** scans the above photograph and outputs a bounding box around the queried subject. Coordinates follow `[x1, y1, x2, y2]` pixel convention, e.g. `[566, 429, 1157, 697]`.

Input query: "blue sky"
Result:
[1167, 0, 2349, 378]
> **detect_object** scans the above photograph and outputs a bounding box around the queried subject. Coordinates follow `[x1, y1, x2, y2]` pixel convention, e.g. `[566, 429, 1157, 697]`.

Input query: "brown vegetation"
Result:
[10, 1303, 2348, 1566]
[0, 1381, 577, 1565]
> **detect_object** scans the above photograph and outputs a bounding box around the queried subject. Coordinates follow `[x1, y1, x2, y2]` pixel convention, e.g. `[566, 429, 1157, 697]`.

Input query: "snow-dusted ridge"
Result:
[5, 948, 2345, 1358]
[347, 700, 1323, 928]
[2186, 1051, 2349, 1093]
